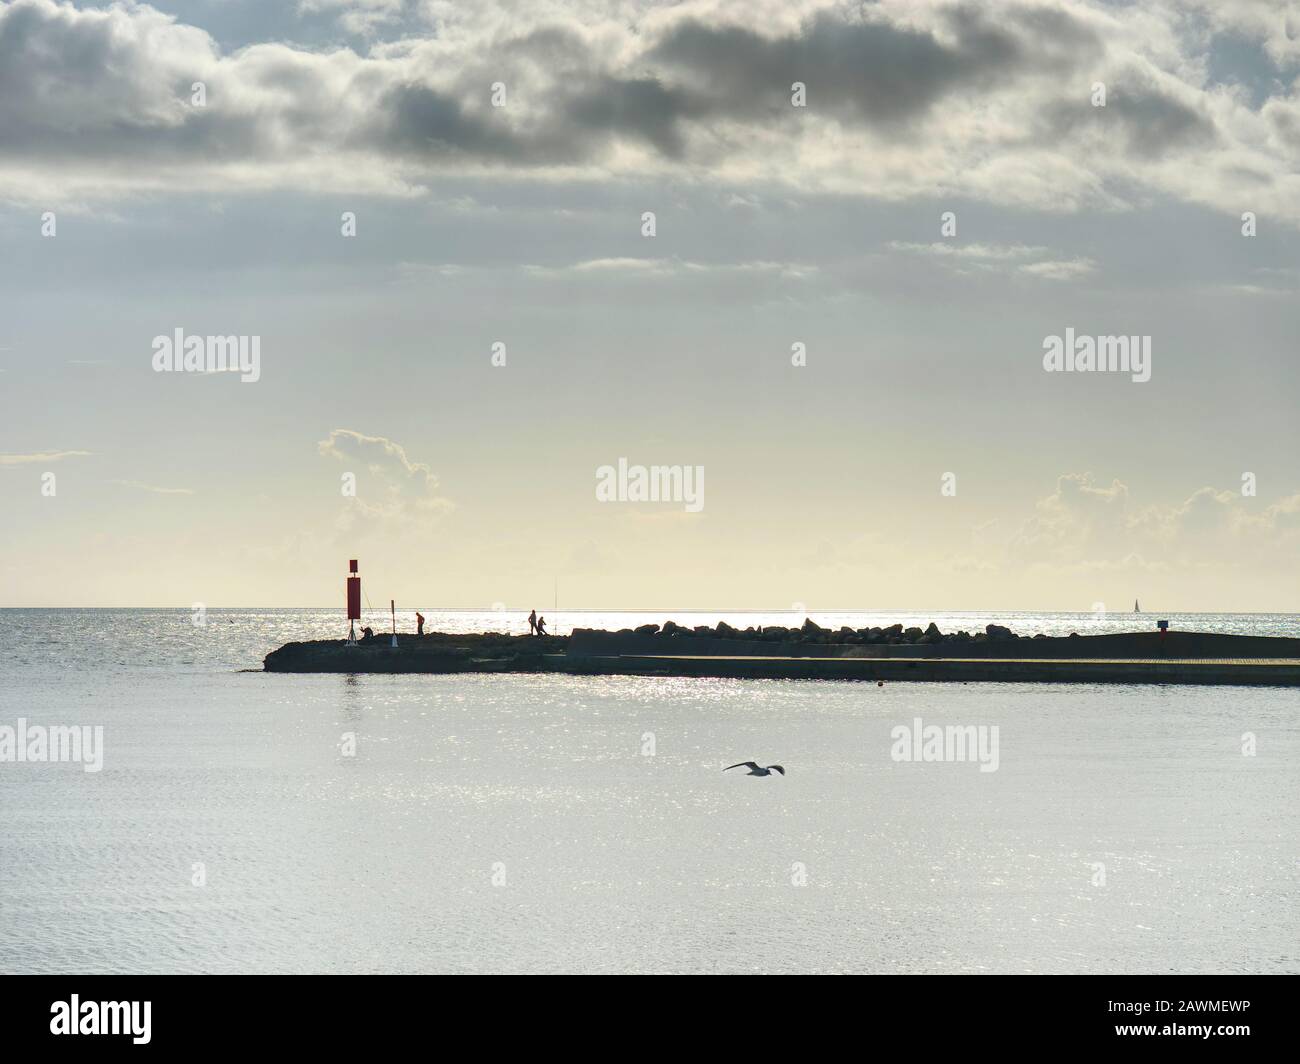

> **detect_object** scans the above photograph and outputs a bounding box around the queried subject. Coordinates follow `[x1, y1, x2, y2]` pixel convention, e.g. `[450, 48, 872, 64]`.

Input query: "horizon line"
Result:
[0, 606, 1295, 616]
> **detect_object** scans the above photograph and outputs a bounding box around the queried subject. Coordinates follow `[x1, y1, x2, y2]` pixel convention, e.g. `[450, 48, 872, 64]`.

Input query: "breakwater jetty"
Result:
[263, 620, 1300, 686]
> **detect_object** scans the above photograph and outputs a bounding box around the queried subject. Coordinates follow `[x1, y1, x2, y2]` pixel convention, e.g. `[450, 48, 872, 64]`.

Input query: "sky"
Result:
[1, 0, 1298, 610]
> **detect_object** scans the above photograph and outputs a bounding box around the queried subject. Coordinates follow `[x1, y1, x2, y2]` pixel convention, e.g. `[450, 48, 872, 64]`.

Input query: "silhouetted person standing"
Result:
[536, 615, 547, 636]
[528, 609, 538, 636]
[416, 612, 425, 636]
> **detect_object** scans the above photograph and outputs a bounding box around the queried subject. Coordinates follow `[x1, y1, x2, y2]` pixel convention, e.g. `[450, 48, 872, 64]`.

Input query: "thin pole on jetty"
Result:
[390, 599, 397, 648]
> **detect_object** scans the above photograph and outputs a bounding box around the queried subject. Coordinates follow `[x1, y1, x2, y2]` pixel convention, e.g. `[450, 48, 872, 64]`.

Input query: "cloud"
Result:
[1038, 68, 1219, 160]
[521, 256, 813, 280]
[2, 0, 1299, 225]
[109, 479, 194, 495]
[1010, 472, 1132, 563]
[644, 4, 1099, 131]
[0, 449, 91, 465]
[886, 241, 1096, 280]
[316, 428, 452, 530]
[1181, 0, 1300, 66]
[1017, 257, 1097, 280]
[298, 0, 404, 37]
[887, 242, 1049, 260]
[1006, 472, 1300, 570]
[524, 257, 682, 278]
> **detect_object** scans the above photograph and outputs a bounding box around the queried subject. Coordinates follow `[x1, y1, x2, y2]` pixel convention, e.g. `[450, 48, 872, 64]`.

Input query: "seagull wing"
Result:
[724, 762, 759, 772]
[768, 765, 785, 775]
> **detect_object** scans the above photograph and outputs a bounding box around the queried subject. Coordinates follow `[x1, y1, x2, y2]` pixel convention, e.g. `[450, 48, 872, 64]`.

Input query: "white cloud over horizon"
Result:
[1008, 472, 1300, 572]
[316, 428, 453, 532]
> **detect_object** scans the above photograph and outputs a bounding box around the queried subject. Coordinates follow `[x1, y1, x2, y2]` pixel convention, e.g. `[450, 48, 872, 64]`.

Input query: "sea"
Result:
[2, 608, 1296, 974]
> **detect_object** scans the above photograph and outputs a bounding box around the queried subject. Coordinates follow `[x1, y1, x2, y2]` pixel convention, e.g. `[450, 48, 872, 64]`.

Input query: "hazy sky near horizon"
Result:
[1, 0, 1298, 610]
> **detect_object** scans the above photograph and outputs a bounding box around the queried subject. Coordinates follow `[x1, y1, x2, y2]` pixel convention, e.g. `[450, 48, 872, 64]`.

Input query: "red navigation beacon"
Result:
[346, 560, 361, 645]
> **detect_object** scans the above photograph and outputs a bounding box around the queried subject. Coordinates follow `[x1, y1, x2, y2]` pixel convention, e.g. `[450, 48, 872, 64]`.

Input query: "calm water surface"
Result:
[1, 609, 1296, 973]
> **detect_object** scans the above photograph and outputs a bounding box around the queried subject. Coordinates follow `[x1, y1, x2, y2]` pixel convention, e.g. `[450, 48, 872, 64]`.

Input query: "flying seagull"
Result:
[724, 761, 785, 776]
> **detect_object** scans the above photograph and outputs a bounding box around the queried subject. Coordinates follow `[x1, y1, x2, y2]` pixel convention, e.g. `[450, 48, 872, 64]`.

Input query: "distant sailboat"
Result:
[1134, 599, 1141, 613]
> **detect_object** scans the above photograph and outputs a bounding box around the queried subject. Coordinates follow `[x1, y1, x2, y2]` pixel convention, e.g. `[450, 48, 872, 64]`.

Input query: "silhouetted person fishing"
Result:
[528, 609, 538, 636]
[536, 615, 547, 636]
